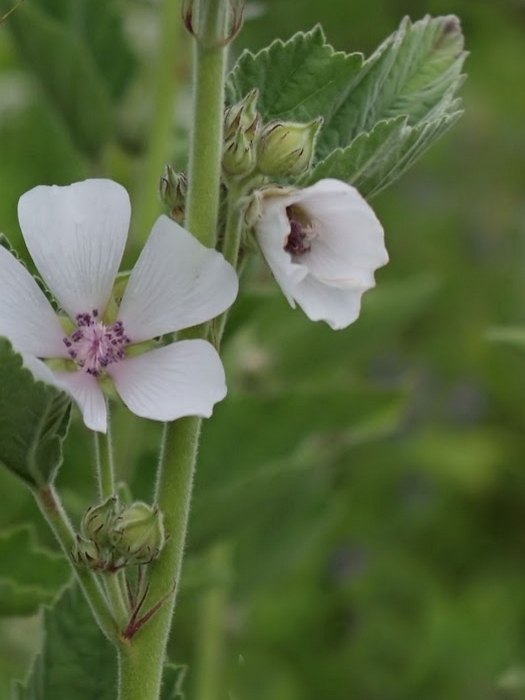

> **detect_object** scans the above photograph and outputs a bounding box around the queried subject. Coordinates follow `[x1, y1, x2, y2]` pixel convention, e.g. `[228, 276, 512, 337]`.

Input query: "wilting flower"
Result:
[254, 179, 388, 330]
[0, 179, 238, 432]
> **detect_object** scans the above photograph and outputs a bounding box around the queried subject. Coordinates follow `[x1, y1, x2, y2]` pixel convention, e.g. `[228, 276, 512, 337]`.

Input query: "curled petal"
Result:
[0, 246, 67, 358]
[108, 340, 226, 421]
[18, 179, 130, 320]
[118, 216, 239, 342]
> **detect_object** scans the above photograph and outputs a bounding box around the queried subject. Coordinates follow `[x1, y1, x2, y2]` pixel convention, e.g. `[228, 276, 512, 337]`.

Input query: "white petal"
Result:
[293, 179, 388, 285]
[292, 275, 365, 330]
[254, 194, 308, 305]
[21, 353, 66, 385]
[108, 340, 226, 421]
[0, 246, 67, 357]
[20, 356, 107, 432]
[18, 179, 130, 320]
[118, 216, 238, 342]
[50, 370, 107, 433]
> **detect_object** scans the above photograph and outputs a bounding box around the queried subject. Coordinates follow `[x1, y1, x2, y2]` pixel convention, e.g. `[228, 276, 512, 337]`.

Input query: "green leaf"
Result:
[161, 663, 187, 700]
[0, 338, 71, 488]
[314, 15, 466, 158]
[0, 527, 70, 616]
[226, 25, 363, 126]
[300, 111, 462, 198]
[227, 17, 466, 195]
[0, 0, 120, 156]
[11, 583, 116, 700]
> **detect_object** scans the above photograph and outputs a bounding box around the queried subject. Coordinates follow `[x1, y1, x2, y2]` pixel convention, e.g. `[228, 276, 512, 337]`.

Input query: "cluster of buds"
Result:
[71, 496, 166, 571]
[222, 89, 322, 181]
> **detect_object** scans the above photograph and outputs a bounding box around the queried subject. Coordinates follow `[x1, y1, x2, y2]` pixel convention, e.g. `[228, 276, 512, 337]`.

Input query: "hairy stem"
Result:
[34, 485, 117, 641]
[117, 1, 233, 696]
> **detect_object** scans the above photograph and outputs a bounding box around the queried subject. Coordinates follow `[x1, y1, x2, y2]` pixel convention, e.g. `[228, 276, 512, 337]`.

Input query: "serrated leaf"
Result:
[226, 25, 363, 126]
[227, 17, 466, 195]
[0, 527, 70, 616]
[301, 110, 462, 198]
[0, 0, 116, 156]
[315, 15, 466, 158]
[0, 338, 71, 488]
[11, 583, 116, 700]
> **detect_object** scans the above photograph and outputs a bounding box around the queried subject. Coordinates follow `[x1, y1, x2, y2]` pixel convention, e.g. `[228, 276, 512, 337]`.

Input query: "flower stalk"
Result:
[33, 484, 118, 642]
[116, 3, 235, 697]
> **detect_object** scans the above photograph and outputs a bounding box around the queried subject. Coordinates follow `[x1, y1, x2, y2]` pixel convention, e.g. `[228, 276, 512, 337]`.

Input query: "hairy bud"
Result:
[257, 118, 322, 177]
[110, 502, 166, 566]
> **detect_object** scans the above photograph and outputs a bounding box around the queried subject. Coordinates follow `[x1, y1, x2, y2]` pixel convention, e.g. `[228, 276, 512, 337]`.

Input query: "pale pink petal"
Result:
[0, 246, 67, 358]
[108, 340, 226, 421]
[118, 217, 238, 342]
[50, 370, 107, 433]
[292, 275, 365, 330]
[18, 180, 130, 320]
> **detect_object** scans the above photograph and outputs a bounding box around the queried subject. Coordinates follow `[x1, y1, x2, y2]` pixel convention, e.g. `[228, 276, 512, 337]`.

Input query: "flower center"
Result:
[284, 206, 313, 256]
[63, 310, 130, 377]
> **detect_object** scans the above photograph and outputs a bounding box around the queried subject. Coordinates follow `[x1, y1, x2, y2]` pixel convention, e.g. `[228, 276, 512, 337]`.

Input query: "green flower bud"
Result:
[223, 131, 257, 178]
[110, 502, 165, 566]
[80, 495, 120, 547]
[224, 89, 259, 141]
[71, 534, 103, 571]
[223, 90, 261, 178]
[257, 118, 323, 177]
[159, 166, 187, 222]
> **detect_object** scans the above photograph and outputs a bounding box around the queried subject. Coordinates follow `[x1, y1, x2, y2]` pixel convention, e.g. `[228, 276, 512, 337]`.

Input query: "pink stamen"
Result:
[63, 310, 130, 377]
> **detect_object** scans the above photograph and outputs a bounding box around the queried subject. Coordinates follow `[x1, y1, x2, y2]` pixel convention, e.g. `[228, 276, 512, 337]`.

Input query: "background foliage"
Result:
[1, 0, 525, 698]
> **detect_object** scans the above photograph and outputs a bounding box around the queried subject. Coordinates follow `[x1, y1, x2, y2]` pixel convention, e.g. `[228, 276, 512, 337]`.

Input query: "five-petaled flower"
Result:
[0, 179, 238, 432]
[253, 178, 388, 330]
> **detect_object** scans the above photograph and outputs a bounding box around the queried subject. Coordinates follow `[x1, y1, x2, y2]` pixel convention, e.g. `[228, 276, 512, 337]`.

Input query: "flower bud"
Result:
[80, 495, 120, 548]
[71, 534, 103, 570]
[224, 89, 259, 141]
[110, 502, 165, 566]
[223, 131, 257, 178]
[159, 166, 187, 222]
[223, 90, 261, 178]
[257, 118, 323, 177]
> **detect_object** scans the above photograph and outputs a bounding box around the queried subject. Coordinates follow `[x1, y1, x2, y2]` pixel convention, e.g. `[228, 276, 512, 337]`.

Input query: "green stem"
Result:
[132, 0, 181, 242]
[34, 485, 117, 641]
[117, 1, 232, 697]
[94, 415, 129, 626]
[184, 2, 228, 247]
[93, 416, 115, 501]
[193, 542, 232, 700]
[215, 185, 244, 344]
[117, 417, 201, 700]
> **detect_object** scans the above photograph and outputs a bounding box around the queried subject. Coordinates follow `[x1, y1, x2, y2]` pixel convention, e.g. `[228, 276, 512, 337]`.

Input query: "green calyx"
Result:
[159, 165, 187, 222]
[257, 117, 322, 177]
[110, 502, 166, 566]
[223, 89, 261, 178]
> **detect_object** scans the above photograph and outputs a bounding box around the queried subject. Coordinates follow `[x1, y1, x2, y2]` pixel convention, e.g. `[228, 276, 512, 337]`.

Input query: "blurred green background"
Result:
[1, 0, 525, 698]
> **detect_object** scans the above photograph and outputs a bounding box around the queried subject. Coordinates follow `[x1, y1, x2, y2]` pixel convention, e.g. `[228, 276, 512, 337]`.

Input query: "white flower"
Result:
[254, 178, 388, 330]
[0, 179, 238, 433]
